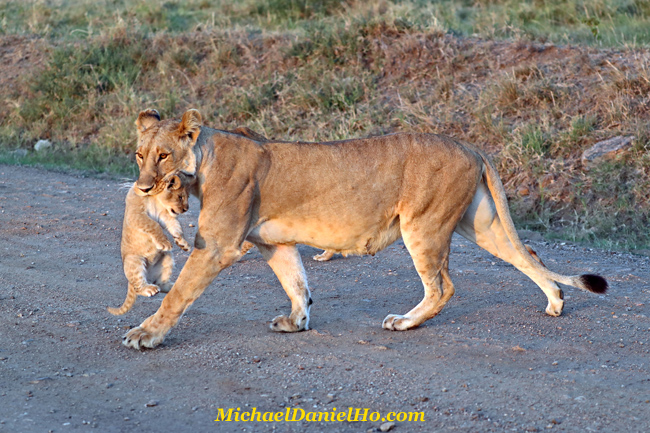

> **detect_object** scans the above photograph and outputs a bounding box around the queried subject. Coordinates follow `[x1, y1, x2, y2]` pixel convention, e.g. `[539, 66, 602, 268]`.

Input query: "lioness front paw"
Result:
[175, 236, 190, 252]
[270, 314, 308, 332]
[138, 284, 160, 297]
[382, 314, 416, 331]
[122, 326, 165, 350]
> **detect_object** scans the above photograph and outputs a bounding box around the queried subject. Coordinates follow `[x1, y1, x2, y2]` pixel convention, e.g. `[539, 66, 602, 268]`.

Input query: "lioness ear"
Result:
[178, 109, 202, 145]
[135, 109, 161, 133]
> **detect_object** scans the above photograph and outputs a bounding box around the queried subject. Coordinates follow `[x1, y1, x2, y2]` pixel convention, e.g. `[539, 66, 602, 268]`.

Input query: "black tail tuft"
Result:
[580, 274, 608, 294]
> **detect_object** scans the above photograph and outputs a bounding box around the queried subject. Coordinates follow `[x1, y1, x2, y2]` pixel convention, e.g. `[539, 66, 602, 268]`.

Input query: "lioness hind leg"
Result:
[313, 249, 335, 261]
[383, 223, 456, 331]
[256, 243, 311, 332]
[456, 184, 564, 316]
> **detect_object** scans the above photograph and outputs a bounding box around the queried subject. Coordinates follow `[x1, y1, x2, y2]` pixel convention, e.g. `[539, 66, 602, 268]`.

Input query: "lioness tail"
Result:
[480, 153, 608, 294]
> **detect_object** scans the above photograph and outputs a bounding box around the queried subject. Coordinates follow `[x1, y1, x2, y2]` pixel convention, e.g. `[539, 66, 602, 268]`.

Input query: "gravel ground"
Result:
[1, 164, 649, 433]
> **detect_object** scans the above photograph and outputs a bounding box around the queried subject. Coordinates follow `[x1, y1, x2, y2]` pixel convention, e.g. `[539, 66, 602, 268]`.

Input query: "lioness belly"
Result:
[249, 215, 402, 256]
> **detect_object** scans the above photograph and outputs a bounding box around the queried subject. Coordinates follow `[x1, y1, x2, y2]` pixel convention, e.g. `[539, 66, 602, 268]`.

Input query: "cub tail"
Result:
[107, 284, 137, 315]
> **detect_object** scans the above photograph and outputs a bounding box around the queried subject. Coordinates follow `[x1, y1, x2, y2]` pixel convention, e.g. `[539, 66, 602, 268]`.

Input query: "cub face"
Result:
[157, 173, 192, 216]
[134, 109, 202, 196]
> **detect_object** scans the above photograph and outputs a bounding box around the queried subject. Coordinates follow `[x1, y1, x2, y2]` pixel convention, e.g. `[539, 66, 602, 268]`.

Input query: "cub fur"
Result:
[108, 172, 193, 315]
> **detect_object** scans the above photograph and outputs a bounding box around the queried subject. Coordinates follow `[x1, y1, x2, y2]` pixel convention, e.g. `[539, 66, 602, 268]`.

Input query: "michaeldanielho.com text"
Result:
[215, 407, 425, 423]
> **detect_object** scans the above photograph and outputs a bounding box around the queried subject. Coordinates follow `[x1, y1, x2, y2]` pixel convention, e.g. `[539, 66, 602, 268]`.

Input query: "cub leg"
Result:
[256, 243, 312, 332]
[241, 241, 255, 255]
[149, 252, 175, 293]
[123, 254, 159, 297]
[122, 244, 243, 349]
[455, 183, 564, 316]
[383, 223, 455, 331]
[158, 212, 190, 251]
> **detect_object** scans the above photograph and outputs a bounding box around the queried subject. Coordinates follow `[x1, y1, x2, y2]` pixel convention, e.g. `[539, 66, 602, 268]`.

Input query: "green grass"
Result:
[2, 0, 650, 250]
[3, 0, 650, 46]
[0, 146, 138, 178]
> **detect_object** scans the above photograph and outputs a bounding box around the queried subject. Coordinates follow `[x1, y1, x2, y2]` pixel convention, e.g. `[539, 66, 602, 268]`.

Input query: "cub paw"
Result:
[175, 236, 191, 252]
[122, 326, 165, 350]
[138, 284, 160, 297]
[382, 314, 415, 331]
[270, 315, 308, 332]
[155, 239, 173, 252]
[158, 282, 173, 293]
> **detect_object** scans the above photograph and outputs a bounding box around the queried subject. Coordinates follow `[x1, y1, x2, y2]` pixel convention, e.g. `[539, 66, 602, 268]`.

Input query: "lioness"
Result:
[108, 172, 193, 315]
[122, 108, 607, 349]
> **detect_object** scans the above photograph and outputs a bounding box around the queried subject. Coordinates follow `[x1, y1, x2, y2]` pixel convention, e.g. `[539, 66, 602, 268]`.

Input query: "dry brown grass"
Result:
[1, 11, 650, 249]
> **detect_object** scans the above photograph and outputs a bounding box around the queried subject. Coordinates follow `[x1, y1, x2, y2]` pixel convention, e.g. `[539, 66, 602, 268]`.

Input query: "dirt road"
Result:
[1, 164, 649, 432]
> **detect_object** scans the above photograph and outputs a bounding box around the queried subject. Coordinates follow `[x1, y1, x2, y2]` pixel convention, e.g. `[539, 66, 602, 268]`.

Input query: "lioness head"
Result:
[157, 172, 192, 216]
[134, 108, 202, 196]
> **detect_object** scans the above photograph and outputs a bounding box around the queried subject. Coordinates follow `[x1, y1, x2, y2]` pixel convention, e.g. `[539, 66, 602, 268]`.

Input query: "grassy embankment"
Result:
[1, 0, 650, 249]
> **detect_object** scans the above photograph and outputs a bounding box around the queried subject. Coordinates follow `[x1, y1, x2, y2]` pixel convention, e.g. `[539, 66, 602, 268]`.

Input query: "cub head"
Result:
[158, 172, 193, 216]
[134, 108, 202, 196]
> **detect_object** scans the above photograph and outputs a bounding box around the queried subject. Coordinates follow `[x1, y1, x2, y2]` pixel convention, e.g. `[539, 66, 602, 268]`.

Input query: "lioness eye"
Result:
[135, 153, 143, 159]
[159, 153, 168, 160]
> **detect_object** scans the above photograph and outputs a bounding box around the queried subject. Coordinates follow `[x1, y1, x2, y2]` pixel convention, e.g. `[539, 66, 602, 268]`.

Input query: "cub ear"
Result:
[135, 109, 161, 133]
[167, 174, 182, 190]
[178, 109, 202, 145]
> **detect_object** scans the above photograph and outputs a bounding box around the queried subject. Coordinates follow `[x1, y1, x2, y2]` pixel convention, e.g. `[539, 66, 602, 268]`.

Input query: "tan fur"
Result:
[122, 109, 607, 349]
[108, 173, 193, 315]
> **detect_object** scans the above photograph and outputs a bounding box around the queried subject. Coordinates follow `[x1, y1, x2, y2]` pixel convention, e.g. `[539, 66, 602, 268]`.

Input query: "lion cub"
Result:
[108, 172, 193, 315]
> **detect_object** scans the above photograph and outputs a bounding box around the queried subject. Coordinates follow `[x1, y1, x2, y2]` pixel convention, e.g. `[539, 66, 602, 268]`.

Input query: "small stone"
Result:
[551, 361, 558, 366]
[380, 421, 395, 432]
[34, 139, 52, 152]
[145, 400, 158, 407]
[581, 136, 634, 167]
